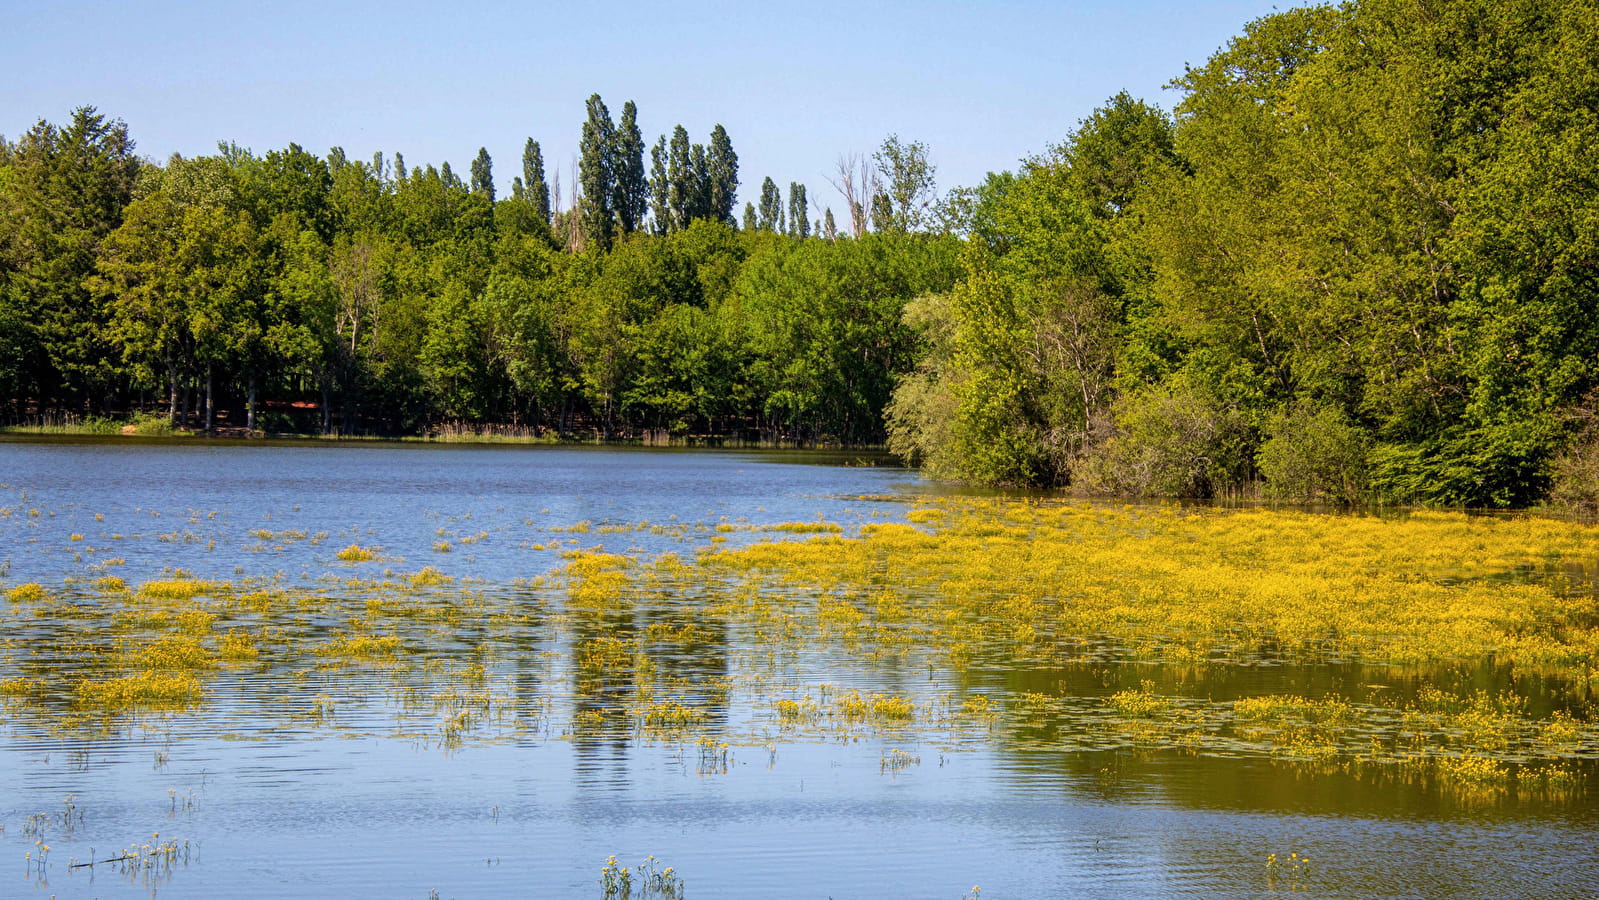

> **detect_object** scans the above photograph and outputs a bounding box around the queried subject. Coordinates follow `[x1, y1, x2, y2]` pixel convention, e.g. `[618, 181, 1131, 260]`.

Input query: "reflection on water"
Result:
[1, 437, 1596, 899]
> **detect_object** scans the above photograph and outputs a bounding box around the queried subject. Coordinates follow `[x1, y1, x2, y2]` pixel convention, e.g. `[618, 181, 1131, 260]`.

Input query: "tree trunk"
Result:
[246, 375, 257, 433]
[168, 363, 179, 425]
[204, 364, 215, 432]
[320, 377, 332, 434]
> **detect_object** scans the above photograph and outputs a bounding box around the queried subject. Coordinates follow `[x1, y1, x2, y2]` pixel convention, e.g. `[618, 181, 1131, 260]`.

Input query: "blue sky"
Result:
[4, 0, 1283, 216]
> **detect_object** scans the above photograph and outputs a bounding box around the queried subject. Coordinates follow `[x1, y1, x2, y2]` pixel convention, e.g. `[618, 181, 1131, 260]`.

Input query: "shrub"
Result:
[1257, 402, 1369, 505]
[1076, 379, 1253, 498]
[1549, 403, 1599, 516]
[128, 411, 174, 436]
[1368, 421, 1554, 508]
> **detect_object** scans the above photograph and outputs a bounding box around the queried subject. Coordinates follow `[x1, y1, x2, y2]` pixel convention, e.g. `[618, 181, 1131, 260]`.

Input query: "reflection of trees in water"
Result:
[970, 658, 1595, 817]
[567, 583, 731, 790]
[503, 587, 557, 737]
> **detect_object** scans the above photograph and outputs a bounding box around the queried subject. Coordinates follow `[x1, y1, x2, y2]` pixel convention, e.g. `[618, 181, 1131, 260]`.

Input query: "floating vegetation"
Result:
[643, 701, 705, 728]
[706, 500, 1599, 670]
[762, 521, 843, 533]
[335, 544, 379, 562]
[410, 566, 451, 586]
[217, 630, 259, 660]
[6, 582, 46, 603]
[136, 635, 214, 670]
[314, 634, 403, 658]
[836, 690, 916, 722]
[0, 495, 1593, 816]
[138, 579, 219, 601]
[75, 671, 202, 709]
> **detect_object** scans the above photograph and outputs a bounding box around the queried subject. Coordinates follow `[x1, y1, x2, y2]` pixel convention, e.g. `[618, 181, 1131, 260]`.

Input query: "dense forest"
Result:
[2, 0, 1597, 508]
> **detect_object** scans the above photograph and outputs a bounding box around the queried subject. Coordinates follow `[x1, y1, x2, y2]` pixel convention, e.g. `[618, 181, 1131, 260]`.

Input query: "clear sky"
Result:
[3, 0, 1282, 216]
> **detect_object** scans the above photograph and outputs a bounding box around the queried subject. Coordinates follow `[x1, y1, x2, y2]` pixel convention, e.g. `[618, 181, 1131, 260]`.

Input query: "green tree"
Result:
[787, 182, 809, 238]
[0, 107, 140, 411]
[738, 233, 961, 442]
[688, 143, 711, 222]
[649, 135, 670, 234]
[707, 124, 739, 226]
[612, 101, 648, 235]
[470, 147, 495, 202]
[98, 154, 262, 429]
[872, 135, 936, 232]
[667, 125, 693, 232]
[522, 138, 550, 224]
[578, 94, 616, 251]
[758, 177, 783, 233]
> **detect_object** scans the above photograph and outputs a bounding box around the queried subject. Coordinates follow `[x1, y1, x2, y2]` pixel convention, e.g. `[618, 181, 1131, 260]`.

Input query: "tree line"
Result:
[0, 97, 957, 443]
[4, 0, 1597, 509]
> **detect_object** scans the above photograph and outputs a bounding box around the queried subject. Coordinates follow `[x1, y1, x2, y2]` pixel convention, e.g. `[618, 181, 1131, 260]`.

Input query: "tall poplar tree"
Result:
[522, 138, 550, 224]
[708, 124, 739, 225]
[788, 182, 809, 238]
[666, 125, 693, 233]
[578, 94, 616, 251]
[470, 148, 495, 201]
[689, 143, 711, 222]
[758, 177, 783, 233]
[611, 101, 648, 235]
[648, 136, 669, 234]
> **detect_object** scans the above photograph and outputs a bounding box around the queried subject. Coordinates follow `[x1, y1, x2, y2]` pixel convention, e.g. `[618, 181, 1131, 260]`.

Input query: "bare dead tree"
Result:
[829, 153, 879, 237]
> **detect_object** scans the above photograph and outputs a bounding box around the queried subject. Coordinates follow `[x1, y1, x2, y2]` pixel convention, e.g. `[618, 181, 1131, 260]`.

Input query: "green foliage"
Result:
[128, 411, 174, 436]
[1368, 423, 1555, 509]
[612, 102, 647, 235]
[521, 138, 550, 225]
[4, 20, 1596, 498]
[787, 182, 809, 239]
[872, 135, 937, 233]
[757, 178, 782, 233]
[738, 233, 961, 443]
[1077, 378, 1253, 499]
[1257, 403, 1369, 505]
[707, 125, 739, 227]
[579, 94, 616, 252]
[886, 0, 1598, 506]
[887, 106, 1144, 486]
[0, 107, 140, 407]
[469, 148, 494, 202]
[642, 125, 730, 234]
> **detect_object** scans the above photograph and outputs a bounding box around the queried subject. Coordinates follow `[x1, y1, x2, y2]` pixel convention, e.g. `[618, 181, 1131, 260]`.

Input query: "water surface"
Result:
[1, 438, 1595, 899]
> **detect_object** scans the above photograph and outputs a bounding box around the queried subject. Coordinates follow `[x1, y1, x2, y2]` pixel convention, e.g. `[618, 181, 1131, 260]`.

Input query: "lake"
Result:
[1, 437, 1595, 899]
